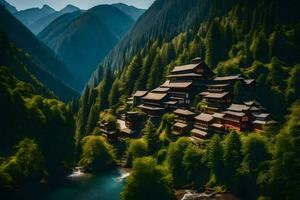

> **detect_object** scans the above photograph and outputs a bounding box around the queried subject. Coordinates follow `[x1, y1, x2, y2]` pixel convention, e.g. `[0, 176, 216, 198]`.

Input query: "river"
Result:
[43, 168, 129, 200]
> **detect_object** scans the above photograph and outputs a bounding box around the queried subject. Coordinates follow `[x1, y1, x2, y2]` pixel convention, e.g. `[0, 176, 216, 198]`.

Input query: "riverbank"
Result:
[176, 189, 240, 200]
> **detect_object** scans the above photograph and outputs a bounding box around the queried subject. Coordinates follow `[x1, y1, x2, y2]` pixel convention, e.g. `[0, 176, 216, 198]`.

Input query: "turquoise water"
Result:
[43, 169, 128, 200]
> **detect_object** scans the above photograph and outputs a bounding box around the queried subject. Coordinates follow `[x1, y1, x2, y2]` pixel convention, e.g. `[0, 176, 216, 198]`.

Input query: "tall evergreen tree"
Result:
[143, 120, 159, 154]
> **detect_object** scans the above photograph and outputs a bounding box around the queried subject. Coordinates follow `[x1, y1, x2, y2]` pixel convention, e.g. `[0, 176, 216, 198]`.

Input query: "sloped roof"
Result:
[207, 83, 230, 87]
[171, 63, 199, 73]
[137, 104, 165, 111]
[211, 123, 223, 128]
[133, 90, 148, 97]
[164, 101, 178, 105]
[174, 109, 196, 116]
[162, 81, 193, 88]
[212, 112, 225, 118]
[191, 128, 208, 137]
[227, 104, 250, 112]
[204, 92, 229, 99]
[167, 73, 202, 78]
[224, 111, 246, 117]
[142, 92, 167, 101]
[195, 113, 214, 122]
[174, 122, 188, 128]
[253, 113, 270, 118]
[244, 100, 261, 106]
[152, 87, 170, 93]
[214, 74, 241, 81]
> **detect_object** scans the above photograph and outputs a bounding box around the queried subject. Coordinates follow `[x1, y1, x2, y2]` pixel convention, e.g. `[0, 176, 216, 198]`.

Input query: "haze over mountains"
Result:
[38, 4, 141, 90]
[13, 4, 80, 35]
[0, 0, 145, 91]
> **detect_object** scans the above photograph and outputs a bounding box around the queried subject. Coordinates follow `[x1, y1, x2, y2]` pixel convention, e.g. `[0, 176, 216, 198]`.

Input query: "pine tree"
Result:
[143, 120, 159, 154]
[222, 131, 242, 188]
[147, 55, 162, 89]
[75, 86, 91, 145]
[108, 78, 121, 108]
[124, 53, 143, 95]
[206, 135, 224, 185]
[98, 68, 113, 110]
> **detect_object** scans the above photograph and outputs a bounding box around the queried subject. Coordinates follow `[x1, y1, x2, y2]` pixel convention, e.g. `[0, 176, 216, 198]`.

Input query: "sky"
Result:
[6, 0, 155, 10]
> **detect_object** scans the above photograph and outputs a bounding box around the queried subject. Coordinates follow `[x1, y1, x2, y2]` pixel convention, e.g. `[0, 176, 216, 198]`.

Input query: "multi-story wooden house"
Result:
[172, 108, 197, 135]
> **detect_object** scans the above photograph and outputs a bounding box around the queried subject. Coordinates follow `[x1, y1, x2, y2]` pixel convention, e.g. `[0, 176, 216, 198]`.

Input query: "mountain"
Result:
[60, 4, 80, 14]
[13, 4, 80, 35]
[38, 5, 134, 91]
[112, 3, 145, 21]
[0, 0, 17, 13]
[14, 5, 55, 28]
[0, 6, 78, 100]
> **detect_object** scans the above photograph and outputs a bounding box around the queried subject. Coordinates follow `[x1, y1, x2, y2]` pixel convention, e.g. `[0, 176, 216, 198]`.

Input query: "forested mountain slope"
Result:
[0, 34, 78, 196]
[81, 0, 300, 138]
[0, 6, 78, 92]
[38, 5, 135, 91]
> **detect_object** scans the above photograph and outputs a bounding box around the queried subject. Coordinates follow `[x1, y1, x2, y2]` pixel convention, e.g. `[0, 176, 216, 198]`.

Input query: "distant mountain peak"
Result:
[60, 4, 80, 14]
[41, 4, 55, 12]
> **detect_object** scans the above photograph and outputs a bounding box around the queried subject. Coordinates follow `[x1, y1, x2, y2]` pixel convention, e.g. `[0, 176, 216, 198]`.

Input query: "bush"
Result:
[126, 139, 148, 167]
[79, 136, 116, 172]
[121, 157, 175, 200]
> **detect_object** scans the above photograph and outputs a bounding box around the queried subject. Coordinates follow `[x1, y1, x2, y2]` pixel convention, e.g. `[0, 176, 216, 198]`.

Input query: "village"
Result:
[100, 57, 277, 142]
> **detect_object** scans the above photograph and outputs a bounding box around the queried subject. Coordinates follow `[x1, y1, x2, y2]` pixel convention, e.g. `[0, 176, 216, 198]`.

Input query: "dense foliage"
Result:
[77, 0, 300, 137]
[79, 136, 116, 172]
[0, 66, 75, 193]
[121, 157, 175, 200]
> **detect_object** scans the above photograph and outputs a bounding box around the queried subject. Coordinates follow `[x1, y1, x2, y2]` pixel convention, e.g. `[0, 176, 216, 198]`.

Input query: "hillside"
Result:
[112, 3, 145, 21]
[81, 0, 300, 136]
[0, 6, 78, 98]
[39, 5, 134, 91]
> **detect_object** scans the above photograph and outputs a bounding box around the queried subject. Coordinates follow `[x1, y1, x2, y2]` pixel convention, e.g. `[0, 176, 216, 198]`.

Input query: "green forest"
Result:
[0, 0, 300, 199]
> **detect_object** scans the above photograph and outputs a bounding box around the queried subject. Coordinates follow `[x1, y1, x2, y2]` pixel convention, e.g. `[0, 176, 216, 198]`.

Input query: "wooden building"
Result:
[138, 92, 168, 118]
[173, 108, 197, 135]
[201, 92, 232, 113]
[252, 113, 277, 131]
[192, 113, 214, 139]
[222, 104, 254, 131]
[124, 111, 146, 136]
